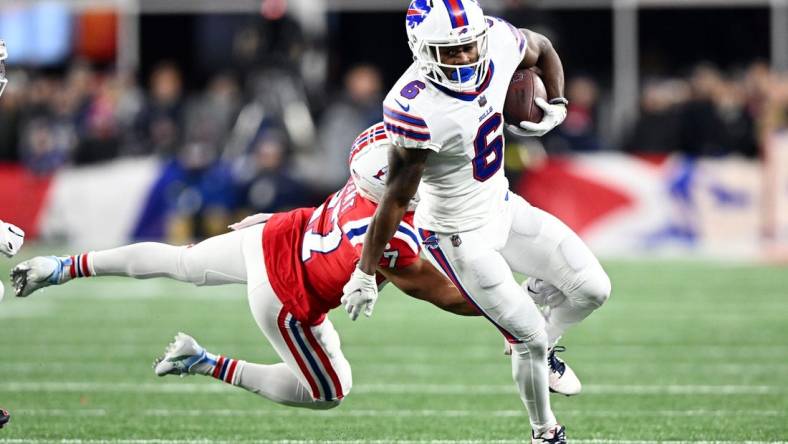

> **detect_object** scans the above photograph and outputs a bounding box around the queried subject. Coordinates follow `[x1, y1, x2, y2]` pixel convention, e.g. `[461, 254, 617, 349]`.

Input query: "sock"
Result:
[54, 252, 94, 283]
[510, 331, 557, 434]
[208, 355, 244, 385]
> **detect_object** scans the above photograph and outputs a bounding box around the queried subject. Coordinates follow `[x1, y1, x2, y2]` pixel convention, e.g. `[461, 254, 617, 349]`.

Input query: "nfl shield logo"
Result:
[478, 95, 487, 107]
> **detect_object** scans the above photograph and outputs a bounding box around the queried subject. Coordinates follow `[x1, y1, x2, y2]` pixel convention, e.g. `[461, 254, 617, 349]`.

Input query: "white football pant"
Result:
[418, 191, 610, 433]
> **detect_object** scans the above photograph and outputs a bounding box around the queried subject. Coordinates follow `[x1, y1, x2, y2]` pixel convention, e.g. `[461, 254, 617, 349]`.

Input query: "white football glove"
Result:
[0, 220, 25, 258]
[340, 267, 378, 321]
[228, 213, 273, 231]
[506, 98, 568, 138]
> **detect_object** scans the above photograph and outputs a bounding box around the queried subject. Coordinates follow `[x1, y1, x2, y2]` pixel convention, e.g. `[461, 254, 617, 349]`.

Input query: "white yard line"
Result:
[0, 382, 783, 395]
[0, 439, 785, 444]
[141, 408, 783, 418]
[15, 409, 107, 416]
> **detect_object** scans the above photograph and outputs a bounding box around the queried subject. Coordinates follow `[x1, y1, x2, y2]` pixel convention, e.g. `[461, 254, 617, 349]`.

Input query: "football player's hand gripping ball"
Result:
[0, 220, 24, 258]
[341, 267, 378, 321]
[506, 98, 567, 137]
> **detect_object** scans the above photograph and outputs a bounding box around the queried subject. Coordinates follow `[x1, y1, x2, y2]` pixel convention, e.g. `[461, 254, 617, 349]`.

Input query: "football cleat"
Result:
[0, 408, 9, 429]
[11, 256, 69, 297]
[531, 424, 566, 444]
[154, 332, 214, 377]
[548, 346, 581, 396]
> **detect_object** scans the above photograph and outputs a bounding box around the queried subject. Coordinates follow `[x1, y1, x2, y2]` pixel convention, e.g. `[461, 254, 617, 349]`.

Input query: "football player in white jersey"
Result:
[342, 1, 611, 442]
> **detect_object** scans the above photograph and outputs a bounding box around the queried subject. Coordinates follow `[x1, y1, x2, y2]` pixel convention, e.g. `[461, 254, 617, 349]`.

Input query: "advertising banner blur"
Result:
[517, 153, 764, 259]
[0, 152, 779, 259]
[768, 131, 788, 250]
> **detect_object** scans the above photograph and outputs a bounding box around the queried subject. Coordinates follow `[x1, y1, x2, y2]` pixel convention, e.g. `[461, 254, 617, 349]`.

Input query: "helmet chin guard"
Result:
[405, 0, 490, 92]
[0, 40, 7, 98]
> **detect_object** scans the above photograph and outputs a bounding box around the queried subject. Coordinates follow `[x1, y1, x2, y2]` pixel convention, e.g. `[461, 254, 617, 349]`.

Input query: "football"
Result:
[504, 68, 547, 125]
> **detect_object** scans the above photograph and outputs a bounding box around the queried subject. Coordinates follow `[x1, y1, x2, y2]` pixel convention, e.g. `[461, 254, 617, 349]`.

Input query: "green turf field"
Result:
[0, 253, 786, 443]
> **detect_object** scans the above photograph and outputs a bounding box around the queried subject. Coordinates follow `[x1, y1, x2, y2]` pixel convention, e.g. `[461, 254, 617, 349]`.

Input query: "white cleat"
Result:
[154, 332, 214, 377]
[532, 424, 566, 444]
[548, 346, 581, 396]
[11, 256, 66, 297]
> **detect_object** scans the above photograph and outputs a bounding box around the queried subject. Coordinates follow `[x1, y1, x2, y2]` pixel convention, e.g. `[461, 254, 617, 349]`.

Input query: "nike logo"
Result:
[394, 99, 410, 112]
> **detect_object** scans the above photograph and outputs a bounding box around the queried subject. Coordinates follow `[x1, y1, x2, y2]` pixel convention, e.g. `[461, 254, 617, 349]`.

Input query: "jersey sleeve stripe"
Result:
[385, 123, 431, 141]
[394, 225, 420, 254]
[345, 225, 368, 242]
[383, 107, 428, 128]
[343, 217, 372, 245]
[493, 16, 527, 55]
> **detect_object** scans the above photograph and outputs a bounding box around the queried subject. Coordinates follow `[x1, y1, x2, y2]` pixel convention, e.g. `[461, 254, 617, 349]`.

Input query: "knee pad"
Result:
[510, 329, 548, 361]
[558, 235, 592, 272]
[176, 246, 206, 286]
[497, 297, 546, 344]
[571, 269, 611, 309]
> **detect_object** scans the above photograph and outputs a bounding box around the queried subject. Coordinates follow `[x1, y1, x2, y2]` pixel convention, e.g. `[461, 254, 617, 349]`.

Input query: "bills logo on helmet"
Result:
[407, 0, 432, 29]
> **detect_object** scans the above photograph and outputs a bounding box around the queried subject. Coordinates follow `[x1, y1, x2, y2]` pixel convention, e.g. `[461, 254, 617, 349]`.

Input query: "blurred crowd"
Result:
[2, 56, 788, 239]
[542, 61, 788, 158]
[0, 59, 384, 239]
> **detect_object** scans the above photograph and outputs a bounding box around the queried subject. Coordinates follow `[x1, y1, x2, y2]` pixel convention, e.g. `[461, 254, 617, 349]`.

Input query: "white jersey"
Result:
[383, 16, 527, 233]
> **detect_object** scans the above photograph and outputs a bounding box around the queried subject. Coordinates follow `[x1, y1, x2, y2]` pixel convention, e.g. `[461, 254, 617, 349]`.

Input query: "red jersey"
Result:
[262, 179, 421, 324]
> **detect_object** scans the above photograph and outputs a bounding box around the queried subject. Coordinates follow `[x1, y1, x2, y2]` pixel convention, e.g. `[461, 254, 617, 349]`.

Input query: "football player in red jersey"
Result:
[12, 123, 474, 409]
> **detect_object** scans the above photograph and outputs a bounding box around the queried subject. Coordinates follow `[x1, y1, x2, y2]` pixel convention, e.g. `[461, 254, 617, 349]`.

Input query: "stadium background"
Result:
[0, 0, 787, 442]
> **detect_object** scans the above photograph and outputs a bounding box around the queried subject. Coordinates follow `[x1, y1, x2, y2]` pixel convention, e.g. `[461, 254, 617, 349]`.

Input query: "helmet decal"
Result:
[407, 0, 432, 30]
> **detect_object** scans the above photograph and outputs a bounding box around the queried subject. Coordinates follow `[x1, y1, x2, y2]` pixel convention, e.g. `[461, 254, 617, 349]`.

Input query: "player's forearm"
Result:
[358, 199, 408, 275]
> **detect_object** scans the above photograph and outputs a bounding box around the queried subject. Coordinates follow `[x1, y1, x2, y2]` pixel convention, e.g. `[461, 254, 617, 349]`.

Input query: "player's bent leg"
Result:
[503, 197, 611, 333]
[419, 229, 559, 436]
[241, 231, 351, 408]
[245, 282, 351, 409]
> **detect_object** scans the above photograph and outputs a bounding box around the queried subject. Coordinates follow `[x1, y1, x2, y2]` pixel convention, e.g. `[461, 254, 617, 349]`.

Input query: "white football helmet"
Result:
[349, 123, 419, 211]
[405, 0, 490, 92]
[0, 40, 7, 98]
